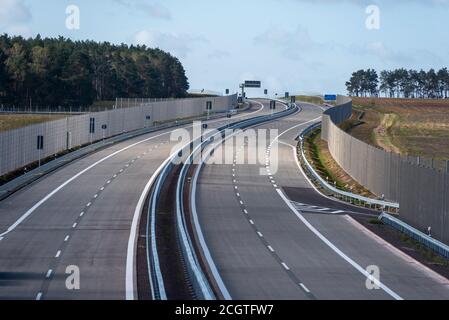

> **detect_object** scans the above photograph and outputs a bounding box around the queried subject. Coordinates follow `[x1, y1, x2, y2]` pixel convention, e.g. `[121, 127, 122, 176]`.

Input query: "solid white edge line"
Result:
[0, 101, 263, 301]
[0, 103, 264, 240]
[192, 161, 233, 301]
[126, 152, 173, 300]
[276, 188, 403, 301]
[343, 215, 449, 286]
[182, 99, 266, 300]
[288, 137, 441, 293]
[126, 99, 265, 301]
[286, 130, 449, 287]
[300, 283, 311, 293]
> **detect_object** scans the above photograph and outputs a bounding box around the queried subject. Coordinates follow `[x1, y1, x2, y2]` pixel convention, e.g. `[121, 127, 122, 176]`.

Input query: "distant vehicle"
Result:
[227, 109, 238, 118]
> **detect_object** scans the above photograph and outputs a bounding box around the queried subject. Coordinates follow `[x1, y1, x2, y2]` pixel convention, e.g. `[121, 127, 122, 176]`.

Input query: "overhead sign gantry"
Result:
[240, 80, 262, 98]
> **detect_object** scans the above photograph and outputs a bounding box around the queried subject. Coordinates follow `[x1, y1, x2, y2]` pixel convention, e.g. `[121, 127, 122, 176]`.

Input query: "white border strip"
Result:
[276, 188, 403, 301]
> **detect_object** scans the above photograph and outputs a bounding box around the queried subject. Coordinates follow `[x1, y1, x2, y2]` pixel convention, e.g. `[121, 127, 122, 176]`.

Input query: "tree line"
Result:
[346, 68, 449, 99]
[0, 34, 189, 108]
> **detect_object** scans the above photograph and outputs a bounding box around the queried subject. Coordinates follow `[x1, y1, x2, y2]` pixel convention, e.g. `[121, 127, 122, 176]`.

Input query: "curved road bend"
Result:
[196, 100, 449, 300]
[0, 101, 269, 300]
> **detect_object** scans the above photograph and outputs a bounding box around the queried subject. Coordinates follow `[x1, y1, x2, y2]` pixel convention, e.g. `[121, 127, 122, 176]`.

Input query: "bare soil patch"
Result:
[347, 98, 449, 160]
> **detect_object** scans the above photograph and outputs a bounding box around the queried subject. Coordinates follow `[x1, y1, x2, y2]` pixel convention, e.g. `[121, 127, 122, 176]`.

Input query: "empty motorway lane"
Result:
[195, 100, 449, 300]
[0, 102, 267, 300]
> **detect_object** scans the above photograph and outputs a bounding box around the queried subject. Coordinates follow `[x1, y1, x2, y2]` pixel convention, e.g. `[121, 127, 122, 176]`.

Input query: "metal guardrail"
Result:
[380, 213, 449, 259]
[0, 111, 231, 202]
[143, 102, 249, 300]
[298, 122, 400, 211]
[176, 102, 298, 300]
[148, 101, 298, 300]
[300, 120, 449, 260]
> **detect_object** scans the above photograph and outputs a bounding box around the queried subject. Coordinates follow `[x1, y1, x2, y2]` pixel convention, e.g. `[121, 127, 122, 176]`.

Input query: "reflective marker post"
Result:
[206, 101, 213, 121]
[89, 117, 95, 144]
[270, 100, 276, 116]
[101, 124, 107, 143]
[37, 135, 44, 168]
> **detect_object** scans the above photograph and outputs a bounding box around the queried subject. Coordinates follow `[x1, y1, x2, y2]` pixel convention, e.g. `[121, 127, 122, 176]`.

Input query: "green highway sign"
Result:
[244, 81, 261, 88]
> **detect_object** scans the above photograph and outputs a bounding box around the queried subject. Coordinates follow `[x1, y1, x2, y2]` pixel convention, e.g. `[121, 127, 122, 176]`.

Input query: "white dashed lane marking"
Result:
[33, 143, 163, 301]
[229, 134, 316, 299]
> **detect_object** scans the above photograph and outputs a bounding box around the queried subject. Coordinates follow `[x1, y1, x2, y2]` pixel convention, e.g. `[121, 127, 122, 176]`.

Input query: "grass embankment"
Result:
[0, 114, 68, 132]
[348, 98, 449, 160]
[303, 128, 376, 198]
[89, 100, 116, 111]
[295, 95, 324, 105]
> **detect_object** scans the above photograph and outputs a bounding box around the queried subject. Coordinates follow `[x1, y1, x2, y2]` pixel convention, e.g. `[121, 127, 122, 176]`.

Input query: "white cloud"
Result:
[135, 3, 171, 20]
[0, 0, 32, 36]
[113, 0, 171, 20]
[350, 41, 413, 63]
[133, 30, 208, 58]
[254, 25, 322, 59]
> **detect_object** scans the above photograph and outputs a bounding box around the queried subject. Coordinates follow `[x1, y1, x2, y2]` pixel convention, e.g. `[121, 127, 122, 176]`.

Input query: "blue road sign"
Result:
[324, 94, 337, 101]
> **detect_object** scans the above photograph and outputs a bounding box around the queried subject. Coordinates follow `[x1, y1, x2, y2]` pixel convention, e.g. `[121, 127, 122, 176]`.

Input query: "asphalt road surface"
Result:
[0, 102, 268, 300]
[196, 99, 449, 300]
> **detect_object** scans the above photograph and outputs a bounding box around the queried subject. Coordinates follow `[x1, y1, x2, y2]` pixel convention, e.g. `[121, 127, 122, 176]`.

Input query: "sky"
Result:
[1, 0, 449, 96]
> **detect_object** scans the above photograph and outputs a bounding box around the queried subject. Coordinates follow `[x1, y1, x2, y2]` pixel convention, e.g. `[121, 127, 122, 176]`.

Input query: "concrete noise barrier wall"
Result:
[0, 94, 237, 177]
[322, 96, 449, 245]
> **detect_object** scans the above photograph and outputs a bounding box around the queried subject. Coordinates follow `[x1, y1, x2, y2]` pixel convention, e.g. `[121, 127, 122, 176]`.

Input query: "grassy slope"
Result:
[295, 95, 324, 105]
[305, 129, 377, 198]
[0, 114, 68, 132]
[348, 98, 449, 160]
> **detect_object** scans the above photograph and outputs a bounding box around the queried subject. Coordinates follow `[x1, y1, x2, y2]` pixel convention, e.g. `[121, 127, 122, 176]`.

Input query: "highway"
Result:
[1, 98, 449, 300]
[0, 102, 268, 300]
[195, 99, 449, 300]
